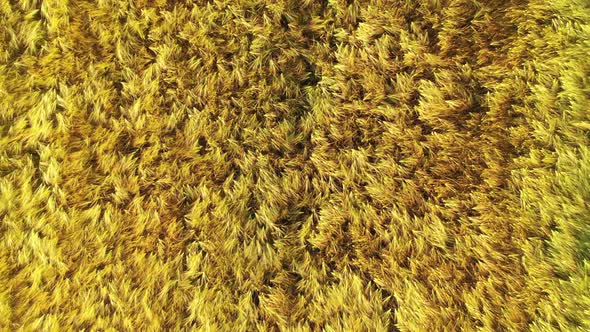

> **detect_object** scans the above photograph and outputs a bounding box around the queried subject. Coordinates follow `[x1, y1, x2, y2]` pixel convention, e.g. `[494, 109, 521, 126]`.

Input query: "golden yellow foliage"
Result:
[1, 0, 589, 330]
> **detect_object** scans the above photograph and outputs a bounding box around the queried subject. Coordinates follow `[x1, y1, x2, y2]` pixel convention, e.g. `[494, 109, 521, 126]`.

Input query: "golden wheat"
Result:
[1, 0, 589, 330]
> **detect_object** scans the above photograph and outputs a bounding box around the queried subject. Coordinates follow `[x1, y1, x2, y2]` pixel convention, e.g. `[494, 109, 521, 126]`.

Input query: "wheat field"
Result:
[1, 0, 589, 330]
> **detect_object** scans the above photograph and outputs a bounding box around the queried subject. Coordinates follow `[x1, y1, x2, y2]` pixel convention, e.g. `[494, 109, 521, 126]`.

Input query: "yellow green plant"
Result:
[1, 0, 588, 330]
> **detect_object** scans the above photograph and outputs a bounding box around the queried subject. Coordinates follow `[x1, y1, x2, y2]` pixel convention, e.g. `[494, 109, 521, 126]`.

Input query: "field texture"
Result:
[1, 0, 589, 330]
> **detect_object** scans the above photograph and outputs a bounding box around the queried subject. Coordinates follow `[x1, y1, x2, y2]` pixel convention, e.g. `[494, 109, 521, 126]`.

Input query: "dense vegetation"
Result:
[1, 0, 589, 330]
